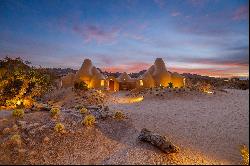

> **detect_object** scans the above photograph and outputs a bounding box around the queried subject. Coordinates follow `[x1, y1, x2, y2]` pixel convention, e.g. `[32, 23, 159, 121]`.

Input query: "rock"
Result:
[17, 121, 28, 130]
[43, 136, 50, 144]
[2, 127, 11, 135]
[12, 124, 19, 131]
[18, 148, 27, 154]
[32, 102, 51, 111]
[138, 128, 180, 153]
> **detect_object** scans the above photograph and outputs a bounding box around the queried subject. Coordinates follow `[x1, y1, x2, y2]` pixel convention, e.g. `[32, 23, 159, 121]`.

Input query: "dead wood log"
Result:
[138, 128, 180, 153]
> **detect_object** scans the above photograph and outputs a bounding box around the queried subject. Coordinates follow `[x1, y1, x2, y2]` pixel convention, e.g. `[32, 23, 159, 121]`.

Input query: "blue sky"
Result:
[0, 0, 249, 77]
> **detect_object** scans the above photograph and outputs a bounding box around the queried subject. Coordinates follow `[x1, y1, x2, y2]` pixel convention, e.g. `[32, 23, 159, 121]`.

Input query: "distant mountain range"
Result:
[45, 67, 248, 81]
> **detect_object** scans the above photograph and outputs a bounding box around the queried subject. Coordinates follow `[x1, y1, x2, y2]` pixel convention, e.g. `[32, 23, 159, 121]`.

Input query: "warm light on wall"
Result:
[16, 100, 21, 105]
[139, 80, 143, 86]
[101, 80, 104, 86]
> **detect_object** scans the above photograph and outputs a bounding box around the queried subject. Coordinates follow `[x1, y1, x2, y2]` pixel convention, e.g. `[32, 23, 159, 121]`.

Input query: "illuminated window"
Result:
[139, 80, 143, 86]
[101, 80, 104, 86]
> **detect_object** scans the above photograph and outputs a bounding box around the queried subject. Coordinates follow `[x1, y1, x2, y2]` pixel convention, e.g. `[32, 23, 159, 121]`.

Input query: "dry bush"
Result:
[113, 111, 125, 120]
[80, 107, 88, 114]
[240, 144, 249, 165]
[12, 109, 24, 118]
[10, 134, 22, 146]
[82, 115, 96, 126]
[50, 107, 60, 118]
[54, 123, 66, 134]
[75, 105, 84, 110]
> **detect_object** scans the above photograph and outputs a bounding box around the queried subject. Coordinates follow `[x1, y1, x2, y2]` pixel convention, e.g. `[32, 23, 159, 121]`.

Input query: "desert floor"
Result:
[0, 89, 249, 164]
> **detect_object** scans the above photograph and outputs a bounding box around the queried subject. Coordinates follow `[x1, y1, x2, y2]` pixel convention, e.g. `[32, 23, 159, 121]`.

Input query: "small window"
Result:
[101, 80, 105, 86]
[139, 80, 143, 86]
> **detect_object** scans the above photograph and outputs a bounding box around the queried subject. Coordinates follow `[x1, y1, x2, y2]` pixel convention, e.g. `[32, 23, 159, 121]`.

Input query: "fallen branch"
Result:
[138, 128, 180, 153]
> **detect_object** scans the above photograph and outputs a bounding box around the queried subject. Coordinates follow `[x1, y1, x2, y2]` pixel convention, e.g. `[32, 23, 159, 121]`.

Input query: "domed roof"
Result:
[118, 72, 132, 82]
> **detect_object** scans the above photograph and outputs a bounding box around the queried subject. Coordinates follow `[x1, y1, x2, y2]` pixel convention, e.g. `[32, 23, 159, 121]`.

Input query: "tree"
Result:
[0, 56, 55, 107]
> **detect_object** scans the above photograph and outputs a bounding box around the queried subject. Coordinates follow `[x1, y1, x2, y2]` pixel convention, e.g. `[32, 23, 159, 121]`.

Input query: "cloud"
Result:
[169, 66, 248, 78]
[154, 0, 166, 9]
[171, 11, 181, 17]
[232, 5, 249, 21]
[73, 24, 120, 43]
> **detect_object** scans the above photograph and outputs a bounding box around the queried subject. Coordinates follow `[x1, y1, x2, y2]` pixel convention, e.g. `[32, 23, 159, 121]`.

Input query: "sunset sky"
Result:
[0, 0, 249, 78]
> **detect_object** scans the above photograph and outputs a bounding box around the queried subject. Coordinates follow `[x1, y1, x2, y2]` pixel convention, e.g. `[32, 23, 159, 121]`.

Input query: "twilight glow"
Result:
[0, 0, 249, 77]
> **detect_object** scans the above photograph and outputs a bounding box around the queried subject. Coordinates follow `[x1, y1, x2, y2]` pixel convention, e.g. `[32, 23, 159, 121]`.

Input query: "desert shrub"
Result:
[12, 109, 24, 118]
[75, 105, 84, 110]
[82, 114, 96, 126]
[167, 82, 174, 88]
[74, 81, 88, 91]
[80, 107, 88, 114]
[50, 107, 60, 117]
[114, 111, 125, 120]
[10, 134, 22, 146]
[54, 123, 66, 134]
[240, 144, 249, 165]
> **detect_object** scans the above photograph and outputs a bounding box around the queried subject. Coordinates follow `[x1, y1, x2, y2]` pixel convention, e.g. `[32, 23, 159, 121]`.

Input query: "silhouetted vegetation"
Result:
[74, 81, 88, 91]
[167, 82, 174, 88]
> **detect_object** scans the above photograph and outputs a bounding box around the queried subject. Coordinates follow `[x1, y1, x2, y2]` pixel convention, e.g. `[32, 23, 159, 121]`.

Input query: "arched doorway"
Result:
[109, 80, 115, 91]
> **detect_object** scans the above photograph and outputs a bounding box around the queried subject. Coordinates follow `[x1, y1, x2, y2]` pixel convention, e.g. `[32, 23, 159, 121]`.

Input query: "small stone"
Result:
[2, 127, 11, 135]
[43, 137, 50, 144]
[18, 148, 26, 154]
[17, 120, 28, 130]
[12, 124, 19, 131]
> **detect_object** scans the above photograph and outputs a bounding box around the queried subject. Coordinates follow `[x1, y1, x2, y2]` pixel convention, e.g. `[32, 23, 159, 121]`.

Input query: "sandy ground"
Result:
[0, 89, 248, 164]
[108, 89, 249, 164]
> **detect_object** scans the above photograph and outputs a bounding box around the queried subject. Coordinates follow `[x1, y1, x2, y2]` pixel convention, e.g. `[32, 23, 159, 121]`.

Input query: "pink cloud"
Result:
[232, 5, 249, 21]
[171, 11, 181, 17]
[73, 24, 120, 43]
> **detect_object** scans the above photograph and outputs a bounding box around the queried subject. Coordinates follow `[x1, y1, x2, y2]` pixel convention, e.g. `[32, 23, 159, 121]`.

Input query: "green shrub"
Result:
[12, 109, 24, 118]
[113, 111, 125, 120]
[82, 115, 96, 126]
[80, 107, 88, 114]
[74, 81, 88, 91]
[54, 123, 66, 134]
[50, 107, 60, 117]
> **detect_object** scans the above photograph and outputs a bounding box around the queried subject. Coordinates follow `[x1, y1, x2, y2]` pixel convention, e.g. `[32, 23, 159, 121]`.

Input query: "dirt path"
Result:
[106, 89, 249, 164]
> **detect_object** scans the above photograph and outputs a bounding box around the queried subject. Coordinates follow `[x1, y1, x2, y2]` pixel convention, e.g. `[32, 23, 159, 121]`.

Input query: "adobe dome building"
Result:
[61, 59, 106, 89]
[60, 58, 185, 90]
[138, 58, 185, 88]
